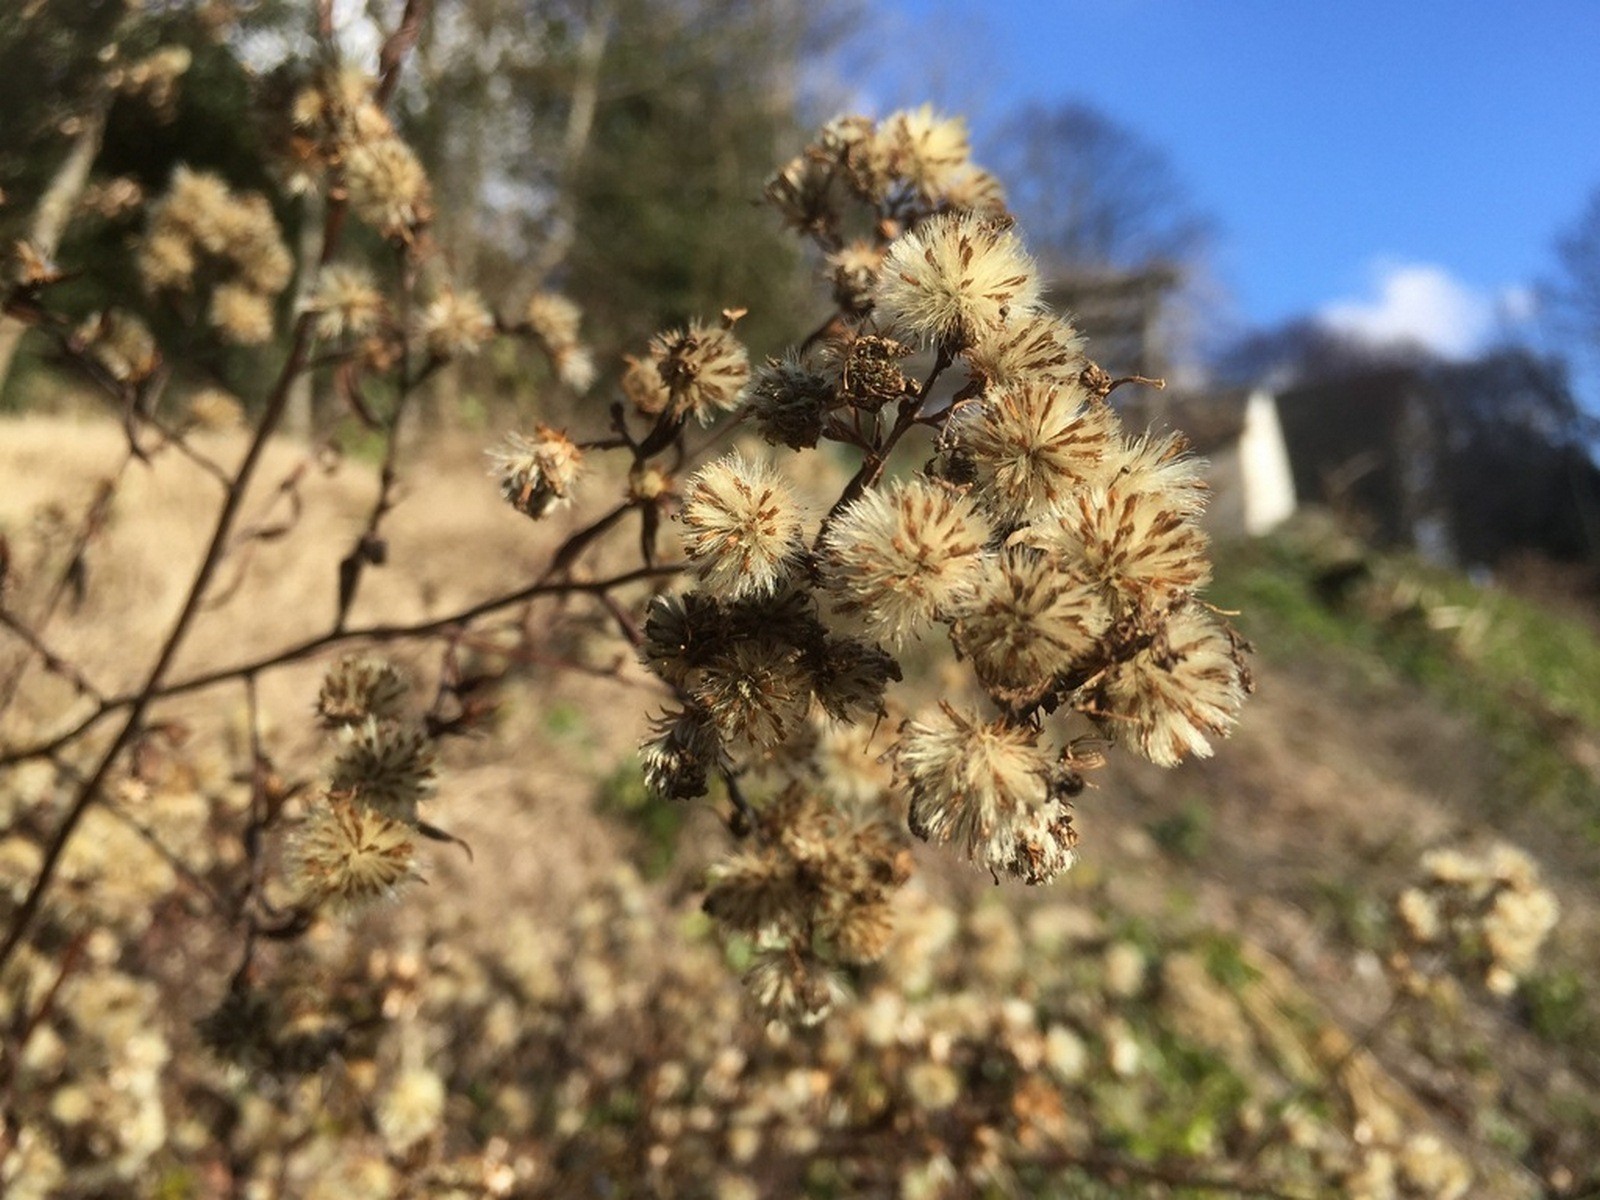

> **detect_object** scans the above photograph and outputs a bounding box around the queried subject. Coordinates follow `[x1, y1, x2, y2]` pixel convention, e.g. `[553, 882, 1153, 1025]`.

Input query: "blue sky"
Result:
[858, 1, 1600, 361]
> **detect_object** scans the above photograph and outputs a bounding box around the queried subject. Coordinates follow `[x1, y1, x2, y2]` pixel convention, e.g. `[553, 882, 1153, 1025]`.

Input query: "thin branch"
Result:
[0, 563, 682, 769]
[0, 607, 105, 703]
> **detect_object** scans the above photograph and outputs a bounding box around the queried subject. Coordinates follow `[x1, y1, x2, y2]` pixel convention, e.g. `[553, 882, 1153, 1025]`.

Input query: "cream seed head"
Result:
[873, 211, 1041, 349]
[647, 320, 752, 425]
[327, 718, 437, 821]
[415, 287, 494, 360]
[881, 105, 972, 201]
[680, 453, 808, 600]
[487, 426, 583, 520]
[1101, 607, 1247, 767]
[954, 378, 1118, 526]
[311, 263, 386, 340]
[208, 282, 275, 346]
[964, 312, 1087, 392]
[820, 478, 991, 647]
[344, 136, 432, 239]
[896, 704, 1059, 880]
[1096, 430, 1210, 516]
[950, 551, 1110, 696]
[289, 795, 417, 910]
[1046, 478, 1212, 611]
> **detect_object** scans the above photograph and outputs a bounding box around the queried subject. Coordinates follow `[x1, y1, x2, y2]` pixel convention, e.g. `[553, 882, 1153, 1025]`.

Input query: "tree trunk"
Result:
[0, 94, 112, 400]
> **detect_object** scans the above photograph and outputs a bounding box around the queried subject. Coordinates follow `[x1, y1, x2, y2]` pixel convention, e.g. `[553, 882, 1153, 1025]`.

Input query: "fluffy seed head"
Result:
[896, 704, 1069, 881]
[874, 211, 1041, 349]
[964, 312, 1087, 391]
[881, 105, 972, 201]
[827, 239, 885, 315]
[1102, 607, 1247, 766]
[486, 426, 583, 519]
[648, 320, 751, 424]
[955, 379, 1118, 525]
[415, 288, 493, 360]
[317, 655, 410, 727]
[950, 551, 1110, 696]
[680, 453, 808, 600]
[289, 795, 416, 909]
[344, 136, 432, 239]
[311, 263, 386, 340]
[821, 479, 991, 647]
[1046, 478, 1212, 610]
[328, 718, 436, 820]
[208, 282, 275, 345]
[1096, 430, 1210, 516]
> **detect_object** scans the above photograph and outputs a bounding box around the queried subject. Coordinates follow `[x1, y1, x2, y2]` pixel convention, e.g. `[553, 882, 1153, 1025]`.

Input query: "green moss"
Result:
[596, 758, 686, 879]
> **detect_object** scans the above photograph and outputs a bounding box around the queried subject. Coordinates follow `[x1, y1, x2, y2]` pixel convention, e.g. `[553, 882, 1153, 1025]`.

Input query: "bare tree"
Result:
[989, 99, 1211, 276]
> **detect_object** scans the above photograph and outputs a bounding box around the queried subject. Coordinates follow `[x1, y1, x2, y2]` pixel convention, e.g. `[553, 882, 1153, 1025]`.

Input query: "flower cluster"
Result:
[1394, 840, 1560, 996]
[137, 166, 293, 345]
[288, 656, 440, 910]
[287, 67, 433, 241]
[602, 110, 1251, 1018]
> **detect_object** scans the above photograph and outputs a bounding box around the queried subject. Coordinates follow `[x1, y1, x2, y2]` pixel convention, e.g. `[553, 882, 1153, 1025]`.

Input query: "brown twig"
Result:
[0, 563, 683, 769]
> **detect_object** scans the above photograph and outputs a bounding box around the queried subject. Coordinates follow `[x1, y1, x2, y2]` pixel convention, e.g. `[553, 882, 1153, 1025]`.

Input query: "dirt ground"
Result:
[5, 411, 1598, 1195]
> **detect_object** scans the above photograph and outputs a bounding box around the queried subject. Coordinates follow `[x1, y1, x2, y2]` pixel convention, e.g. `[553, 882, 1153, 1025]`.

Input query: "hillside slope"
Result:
[3, 415, 1597, 1197]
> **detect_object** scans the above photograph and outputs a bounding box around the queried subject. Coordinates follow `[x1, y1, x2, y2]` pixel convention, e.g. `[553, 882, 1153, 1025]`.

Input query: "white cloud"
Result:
[1318, 261, 1531, 359]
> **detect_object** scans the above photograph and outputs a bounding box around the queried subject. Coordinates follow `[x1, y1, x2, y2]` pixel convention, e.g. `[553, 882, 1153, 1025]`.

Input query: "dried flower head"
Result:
[77, 310, 159, 384]
[344, 136, 432, 239]
[954, 379, 1118, 526]
[964, 312, 1087, 391]
[690, 638, 814, 751]
[208, 282, 275, 345]
[522, 293, 594, 392]
[750, 354, 836, 450]
[821, 478, 990, 646]
[897, 704, 1073, 882]
[882, 105, 972, 201]
[679, 453, 808, 601]
[1045, 478, 1212, 611]
[310, 263, 386, 340]
[328, 718, 436, 820]
[415, 287, 494, 360]
[831, 333, 912, 411]
[874, 211, 1040, 349]
[827, 239, 886, 315]
[1101, 607, 1246, 766]
[764, 150, 846, 237]
[950, 551, 1109, 696]
[317, 655, 410, 727]
[622, 353, 671, 415]
[641, 707, 721, 801]
[137, 229, 195, 292]
[487, 426, 584, 519]
[809, 637, 901, 723]
[289, 795, 417, 909]
[745, 951, 844, 1027]
[139, 167, 291, 304]
[647, 320, 751, 424]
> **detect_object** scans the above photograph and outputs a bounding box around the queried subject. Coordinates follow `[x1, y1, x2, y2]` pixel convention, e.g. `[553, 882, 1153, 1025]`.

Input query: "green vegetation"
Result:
[1214, 522, 1600, 840]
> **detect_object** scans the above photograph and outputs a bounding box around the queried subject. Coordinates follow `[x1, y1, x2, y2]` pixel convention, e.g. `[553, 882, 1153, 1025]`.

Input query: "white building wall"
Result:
[1240, 389, 1297, 535]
